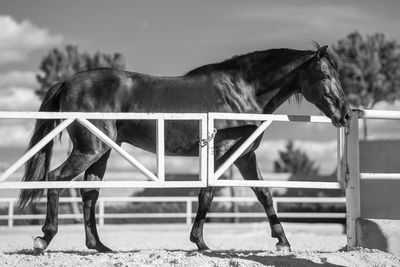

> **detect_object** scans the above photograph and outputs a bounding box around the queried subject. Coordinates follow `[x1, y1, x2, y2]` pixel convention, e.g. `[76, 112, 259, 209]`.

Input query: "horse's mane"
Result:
[185, 43, 339, 105]
[186, 43, 338, 75]
[185, 48, 314, 76]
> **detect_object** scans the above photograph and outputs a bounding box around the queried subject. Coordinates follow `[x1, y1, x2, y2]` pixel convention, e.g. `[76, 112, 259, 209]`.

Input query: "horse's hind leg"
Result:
[81, 150, 111, 252]
[234, 152, 291, 251]
[33, 149, 106, 252]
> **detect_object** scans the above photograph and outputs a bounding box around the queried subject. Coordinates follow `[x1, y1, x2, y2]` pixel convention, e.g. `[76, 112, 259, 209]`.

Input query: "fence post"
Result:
[99, 199, 105, 226]
[207, 114, 215, 186]
[186, 200, 192, 225]
[199, 116, 208, 187]
[346, 110, 361, 249]
[337, 127, 347, 187]
[156, 118, 165, 182]
[8, 200, 13, 228]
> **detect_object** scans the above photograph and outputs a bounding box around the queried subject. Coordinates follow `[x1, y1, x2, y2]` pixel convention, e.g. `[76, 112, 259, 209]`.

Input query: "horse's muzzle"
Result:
[332, 110, 352, 127]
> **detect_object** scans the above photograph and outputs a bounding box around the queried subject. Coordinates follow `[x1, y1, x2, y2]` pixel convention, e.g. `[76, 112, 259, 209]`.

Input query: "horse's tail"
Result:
[18, 82, 65, 209]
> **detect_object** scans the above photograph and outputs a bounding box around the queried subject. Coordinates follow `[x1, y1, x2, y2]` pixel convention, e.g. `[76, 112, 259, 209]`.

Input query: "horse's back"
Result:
[60, 68, 261, 114]
[58, 68, 262, 155]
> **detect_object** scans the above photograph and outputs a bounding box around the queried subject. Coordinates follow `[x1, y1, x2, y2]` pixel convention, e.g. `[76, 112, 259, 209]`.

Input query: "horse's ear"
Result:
[316, 45, 328, 60]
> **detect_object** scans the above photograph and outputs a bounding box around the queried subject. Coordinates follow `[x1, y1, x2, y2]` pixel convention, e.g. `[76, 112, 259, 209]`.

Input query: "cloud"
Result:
[0, 86, 40, 111]
[0, 15, 63, 64]
[0, 70, 41, 111]
[0, 70, 38, 88]
[0, 121, 33, 148]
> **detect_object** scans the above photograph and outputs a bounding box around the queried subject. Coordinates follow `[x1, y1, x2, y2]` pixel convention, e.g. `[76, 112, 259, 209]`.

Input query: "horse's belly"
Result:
[118, 120, 200, 156]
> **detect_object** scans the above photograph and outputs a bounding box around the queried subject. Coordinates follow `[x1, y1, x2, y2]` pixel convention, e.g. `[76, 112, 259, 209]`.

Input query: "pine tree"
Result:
[36, 45, 125, 98]
[274, 141, 320, 197]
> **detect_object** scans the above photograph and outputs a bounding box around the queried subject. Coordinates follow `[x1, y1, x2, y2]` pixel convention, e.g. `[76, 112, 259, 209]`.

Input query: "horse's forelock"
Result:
[312, 42, 339, 70]
[325, 52, 339, 70]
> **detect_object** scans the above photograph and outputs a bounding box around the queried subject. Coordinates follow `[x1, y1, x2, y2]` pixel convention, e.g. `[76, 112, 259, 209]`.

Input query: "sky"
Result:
[1, 0, 400, 174]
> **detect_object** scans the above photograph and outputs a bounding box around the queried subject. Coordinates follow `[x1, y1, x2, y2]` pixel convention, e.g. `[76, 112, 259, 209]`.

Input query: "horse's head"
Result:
[300, 46, 351, 127]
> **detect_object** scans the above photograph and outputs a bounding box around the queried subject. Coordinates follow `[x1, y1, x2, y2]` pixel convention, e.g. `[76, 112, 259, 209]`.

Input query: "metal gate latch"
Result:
[199, 128, 217, 147]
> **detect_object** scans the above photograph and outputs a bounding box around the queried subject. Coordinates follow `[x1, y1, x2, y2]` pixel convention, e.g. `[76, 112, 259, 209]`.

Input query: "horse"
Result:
[19, 44, 351, 253]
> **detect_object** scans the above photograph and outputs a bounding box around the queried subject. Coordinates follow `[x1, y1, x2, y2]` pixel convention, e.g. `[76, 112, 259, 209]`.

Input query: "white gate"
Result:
[207, 112, 342, 189]
[0, 112, 208, 189]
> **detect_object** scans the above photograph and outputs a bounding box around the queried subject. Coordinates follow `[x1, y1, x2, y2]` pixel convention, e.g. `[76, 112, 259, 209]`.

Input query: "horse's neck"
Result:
[247, 53, 314, 114]
[261, 87, 295, 114]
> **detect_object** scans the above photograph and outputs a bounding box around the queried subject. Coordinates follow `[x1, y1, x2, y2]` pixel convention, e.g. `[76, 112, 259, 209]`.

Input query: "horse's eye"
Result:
[323, 74, 331, 81]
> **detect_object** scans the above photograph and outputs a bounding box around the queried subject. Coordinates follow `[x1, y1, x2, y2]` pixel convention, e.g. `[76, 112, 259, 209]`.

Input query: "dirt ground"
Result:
[0, 223, 399, 266]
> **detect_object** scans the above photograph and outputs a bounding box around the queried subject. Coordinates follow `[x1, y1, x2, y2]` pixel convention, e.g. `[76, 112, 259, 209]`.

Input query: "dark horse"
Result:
[19, 45, 350, 253]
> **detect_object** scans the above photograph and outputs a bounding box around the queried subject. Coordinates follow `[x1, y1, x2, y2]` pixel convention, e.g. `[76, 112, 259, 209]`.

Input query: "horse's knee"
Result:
[80, 174, 101, 195]
[86, 174, 102, 182]
[81, 189, 99, 204]
[198, 188, 214, 202]
[252, 187, 273, 205]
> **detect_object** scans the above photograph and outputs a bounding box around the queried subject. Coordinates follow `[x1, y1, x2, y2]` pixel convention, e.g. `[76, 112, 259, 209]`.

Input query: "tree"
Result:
[274, 141, 319, 178]
[333, 32, 400, 139]
[274, 141, 344, 218]
[274, 141, 320, 197]
[36, 45, 125, 98]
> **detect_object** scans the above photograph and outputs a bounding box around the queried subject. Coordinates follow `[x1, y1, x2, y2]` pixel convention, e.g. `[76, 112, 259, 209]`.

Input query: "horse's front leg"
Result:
[190, 125, 259, 251]
[235, 151, 291, 251]
[190, 186, 215, 250]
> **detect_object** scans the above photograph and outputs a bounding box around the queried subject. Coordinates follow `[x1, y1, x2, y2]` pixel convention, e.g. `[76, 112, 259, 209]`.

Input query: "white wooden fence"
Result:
[341, 109, 400, 248]
[0, 196, 346, 228]
[0, 109, 399, 250]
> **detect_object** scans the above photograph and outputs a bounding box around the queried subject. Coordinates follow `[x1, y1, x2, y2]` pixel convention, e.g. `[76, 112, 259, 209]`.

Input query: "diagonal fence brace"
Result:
[213, 120, 273, 181]
[0, 118, 75, 182]
[76, 118, 159, 182]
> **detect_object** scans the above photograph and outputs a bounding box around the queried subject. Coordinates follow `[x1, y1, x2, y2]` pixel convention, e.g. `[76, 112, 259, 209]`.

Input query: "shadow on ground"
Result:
[6, 249, 345, 267]
[201, 250, 344, 267]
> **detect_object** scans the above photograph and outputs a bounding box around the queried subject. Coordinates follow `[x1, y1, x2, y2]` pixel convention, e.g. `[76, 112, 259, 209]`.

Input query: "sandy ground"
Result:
[0, 223, 399, 267]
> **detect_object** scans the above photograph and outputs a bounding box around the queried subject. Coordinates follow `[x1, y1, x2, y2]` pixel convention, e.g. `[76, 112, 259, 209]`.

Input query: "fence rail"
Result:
[0, 196, 346, 228]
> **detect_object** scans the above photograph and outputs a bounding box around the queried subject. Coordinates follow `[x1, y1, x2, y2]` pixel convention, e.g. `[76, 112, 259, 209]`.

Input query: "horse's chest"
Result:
[213, 77, 262, 114]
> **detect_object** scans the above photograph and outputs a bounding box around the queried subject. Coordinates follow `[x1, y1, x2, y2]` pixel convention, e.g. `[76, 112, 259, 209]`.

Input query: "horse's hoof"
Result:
[190, 236, 210, 252]
[33, 236, 48, 253]
[95, 243, 112, 253]
[197, 244, 211, 252]
[199, 248, 211, 253]
[276, 244, 291, 252]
